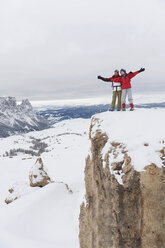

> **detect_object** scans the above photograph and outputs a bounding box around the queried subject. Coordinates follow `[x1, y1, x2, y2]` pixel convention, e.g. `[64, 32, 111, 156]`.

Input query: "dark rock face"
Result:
[0, 97, 49, 137]
[79, 116, 165, 248]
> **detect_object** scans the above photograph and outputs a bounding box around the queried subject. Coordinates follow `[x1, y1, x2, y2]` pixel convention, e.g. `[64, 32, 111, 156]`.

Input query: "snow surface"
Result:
[0, 118, 91, 248]
[91, 108, 165, 175]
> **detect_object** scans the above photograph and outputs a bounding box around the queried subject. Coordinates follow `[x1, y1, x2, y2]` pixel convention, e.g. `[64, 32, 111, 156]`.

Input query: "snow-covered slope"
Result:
[0, 118, 91, 248]
[0, 97, 49, 137]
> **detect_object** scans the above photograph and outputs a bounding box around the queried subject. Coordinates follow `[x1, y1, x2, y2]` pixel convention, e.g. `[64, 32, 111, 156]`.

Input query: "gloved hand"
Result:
[98, 75, 102, 79]
[129, 71, 133, 74]
[139, 68, 145, 73]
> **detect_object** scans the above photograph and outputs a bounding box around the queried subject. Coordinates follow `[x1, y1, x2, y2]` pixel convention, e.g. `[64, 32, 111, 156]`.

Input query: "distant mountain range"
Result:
[0, 96, 110, 138]
[35, 101, 165, 125]
[35, 104, 110, 125]
[0, 97, 49, 137]
[1, 96, 165, 138]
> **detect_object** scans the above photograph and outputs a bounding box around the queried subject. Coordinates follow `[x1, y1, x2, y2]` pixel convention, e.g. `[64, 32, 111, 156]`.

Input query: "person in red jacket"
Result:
[110, 68, 145, 111]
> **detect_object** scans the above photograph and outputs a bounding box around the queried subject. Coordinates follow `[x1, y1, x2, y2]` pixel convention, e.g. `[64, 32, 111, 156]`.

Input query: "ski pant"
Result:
[121, 88, 134, 108]
[111, 90, 122, 110]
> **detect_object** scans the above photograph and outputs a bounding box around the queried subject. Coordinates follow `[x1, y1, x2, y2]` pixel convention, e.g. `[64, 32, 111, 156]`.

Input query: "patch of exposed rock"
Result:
[5, 183, 36, 204]
[29, 157, 51, 187]
[5, 187, 18, 204]
[79, 116, 165, 248]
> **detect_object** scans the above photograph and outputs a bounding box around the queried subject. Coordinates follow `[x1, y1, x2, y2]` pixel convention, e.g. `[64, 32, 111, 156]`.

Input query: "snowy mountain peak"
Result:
[0, 96, 17, 110]
[18, 99, 33, 112]
[21, 98, 32, 107]
[0, 96, 49, 137]
[0, 97, 33, 111]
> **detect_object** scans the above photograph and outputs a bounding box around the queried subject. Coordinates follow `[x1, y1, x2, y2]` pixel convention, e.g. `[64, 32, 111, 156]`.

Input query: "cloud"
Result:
[0, 0, 165, 100]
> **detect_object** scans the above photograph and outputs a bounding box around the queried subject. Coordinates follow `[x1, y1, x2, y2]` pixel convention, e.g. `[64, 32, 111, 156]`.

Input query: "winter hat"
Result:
[114, 69, 119, 73]
[120, 69, 126, 74]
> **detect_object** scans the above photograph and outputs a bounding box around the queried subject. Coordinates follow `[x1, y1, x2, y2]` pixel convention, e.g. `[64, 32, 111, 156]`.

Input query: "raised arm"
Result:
[97, 76, 111, 82]
[128, 68, 145, 79]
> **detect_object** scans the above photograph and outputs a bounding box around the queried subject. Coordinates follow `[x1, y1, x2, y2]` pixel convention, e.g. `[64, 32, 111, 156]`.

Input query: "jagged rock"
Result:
[160, 147, 165, 157]
[111, 161, 124, 171]
[0, 96, 49, 137]
[29, 158, 51, 187]
[79, 116, 165, 248]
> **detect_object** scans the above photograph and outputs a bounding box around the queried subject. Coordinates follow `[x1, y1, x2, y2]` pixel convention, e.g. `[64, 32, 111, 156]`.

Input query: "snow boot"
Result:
[130, 103, 134, 111]
[122, 103, 126, 111]
[117, 109, 121, 111]
[109, 109, 114, 112]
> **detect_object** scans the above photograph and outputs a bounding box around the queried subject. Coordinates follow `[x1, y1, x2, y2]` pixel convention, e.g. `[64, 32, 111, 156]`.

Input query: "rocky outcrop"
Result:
[29, 158, 51, 187]
[0, 97, 49, 137]
[79, 116, 165, 248]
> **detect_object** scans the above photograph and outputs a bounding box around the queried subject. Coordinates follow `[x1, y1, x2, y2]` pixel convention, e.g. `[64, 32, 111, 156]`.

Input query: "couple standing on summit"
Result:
[98, 68, 145, 111]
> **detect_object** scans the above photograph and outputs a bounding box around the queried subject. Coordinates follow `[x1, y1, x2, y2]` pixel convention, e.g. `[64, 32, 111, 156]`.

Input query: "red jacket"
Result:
[110, 71, 139, 89]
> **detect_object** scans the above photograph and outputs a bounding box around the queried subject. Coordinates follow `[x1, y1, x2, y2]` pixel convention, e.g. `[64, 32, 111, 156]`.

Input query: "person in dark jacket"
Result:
[98, 70, 122, 111]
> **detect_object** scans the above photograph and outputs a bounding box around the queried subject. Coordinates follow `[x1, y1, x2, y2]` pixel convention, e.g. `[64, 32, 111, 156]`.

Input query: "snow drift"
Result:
[0, 118, 91, 248]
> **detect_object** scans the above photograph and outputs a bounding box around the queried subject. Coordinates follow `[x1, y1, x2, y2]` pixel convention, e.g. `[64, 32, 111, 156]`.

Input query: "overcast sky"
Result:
[0, 0, 165, 101]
